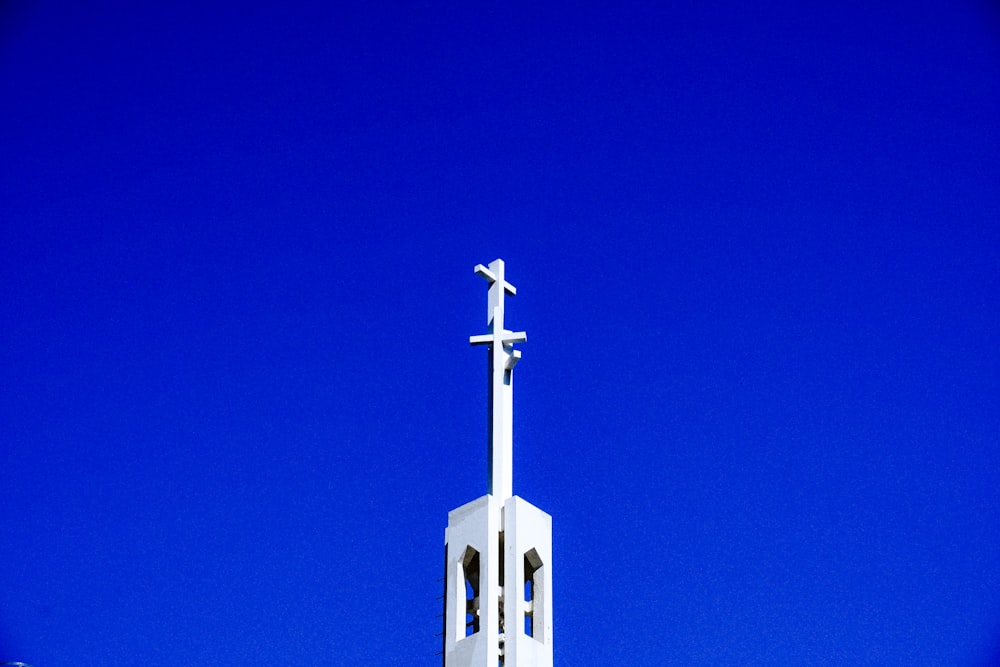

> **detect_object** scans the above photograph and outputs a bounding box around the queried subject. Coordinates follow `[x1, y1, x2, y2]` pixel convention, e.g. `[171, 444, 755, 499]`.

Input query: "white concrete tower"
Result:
[443, 259, 553, 667]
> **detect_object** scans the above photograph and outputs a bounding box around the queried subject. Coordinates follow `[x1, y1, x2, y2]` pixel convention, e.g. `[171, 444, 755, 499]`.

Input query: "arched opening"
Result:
[462, 547, 481, 636]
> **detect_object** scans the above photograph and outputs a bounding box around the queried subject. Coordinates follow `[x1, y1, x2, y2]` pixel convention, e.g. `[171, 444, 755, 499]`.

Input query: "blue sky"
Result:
[2, 2, 998, 665]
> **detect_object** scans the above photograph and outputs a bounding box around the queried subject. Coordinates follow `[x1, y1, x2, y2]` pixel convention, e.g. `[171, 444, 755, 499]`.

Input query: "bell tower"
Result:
[442, 259, 553, 667]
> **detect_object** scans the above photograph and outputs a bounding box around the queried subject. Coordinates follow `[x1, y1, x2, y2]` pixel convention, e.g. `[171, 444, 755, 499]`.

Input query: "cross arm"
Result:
[469, 331, 528, 346]
[475, 263, 516, 295]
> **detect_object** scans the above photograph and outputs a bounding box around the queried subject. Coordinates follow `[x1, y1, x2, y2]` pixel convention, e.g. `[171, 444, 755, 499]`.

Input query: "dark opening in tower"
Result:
[524, 548, 543, 639]
[462, 547, 481, 636]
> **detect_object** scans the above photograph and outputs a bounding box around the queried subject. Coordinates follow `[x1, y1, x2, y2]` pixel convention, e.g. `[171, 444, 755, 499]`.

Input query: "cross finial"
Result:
[474, 260, 516, 333]
[469, 258, 526, 500]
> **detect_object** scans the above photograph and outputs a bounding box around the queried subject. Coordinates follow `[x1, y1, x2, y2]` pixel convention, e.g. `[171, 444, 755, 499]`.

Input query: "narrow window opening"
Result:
[524, 549, 543, 640]
[462, 547, 481, 636]
[498, 530, 505, 637]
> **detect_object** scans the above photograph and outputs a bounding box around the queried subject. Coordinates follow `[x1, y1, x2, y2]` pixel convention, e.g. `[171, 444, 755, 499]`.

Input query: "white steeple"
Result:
[443, 259, 553, 667]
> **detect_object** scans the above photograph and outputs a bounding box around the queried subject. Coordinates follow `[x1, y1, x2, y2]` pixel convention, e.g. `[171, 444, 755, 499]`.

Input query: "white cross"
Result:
[469, 258, 526, 500]
[469, 260, 527, 365]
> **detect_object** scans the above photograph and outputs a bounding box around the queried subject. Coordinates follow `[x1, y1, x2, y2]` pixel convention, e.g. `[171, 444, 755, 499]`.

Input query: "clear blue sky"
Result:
[2, 2, 998, 665]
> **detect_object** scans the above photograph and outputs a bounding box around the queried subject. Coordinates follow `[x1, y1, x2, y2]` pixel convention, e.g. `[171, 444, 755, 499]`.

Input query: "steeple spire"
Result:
[469, 258, 527, 501]
[443, 258, 552, 667]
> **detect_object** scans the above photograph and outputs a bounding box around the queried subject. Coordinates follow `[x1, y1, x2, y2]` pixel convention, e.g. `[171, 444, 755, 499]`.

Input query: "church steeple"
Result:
[443, 259, 553, 667]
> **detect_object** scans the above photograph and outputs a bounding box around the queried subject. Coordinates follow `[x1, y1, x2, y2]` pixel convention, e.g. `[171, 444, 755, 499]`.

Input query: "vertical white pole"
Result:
[470, 259, 525, 502]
